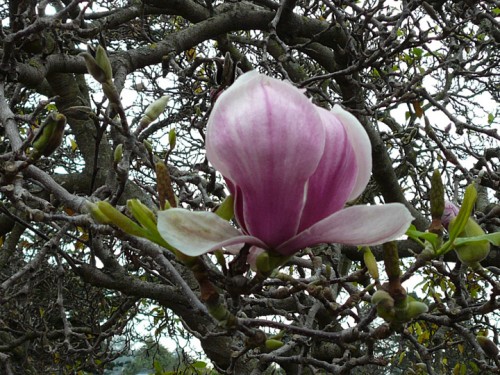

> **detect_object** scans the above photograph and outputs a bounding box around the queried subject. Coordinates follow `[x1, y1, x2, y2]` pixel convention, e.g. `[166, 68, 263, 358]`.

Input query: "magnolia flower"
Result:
[157, 72, 413, 257]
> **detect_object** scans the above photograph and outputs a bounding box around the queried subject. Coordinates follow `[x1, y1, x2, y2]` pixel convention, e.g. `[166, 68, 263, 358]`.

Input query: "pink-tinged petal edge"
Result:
[331, 105, 372, 201]
[276, 203, 414, 255]
[206, 72, 325, 247]
[157, 208, 267, 257]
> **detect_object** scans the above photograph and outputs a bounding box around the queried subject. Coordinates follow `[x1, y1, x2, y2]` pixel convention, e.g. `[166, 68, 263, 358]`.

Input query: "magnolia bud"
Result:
[255, 251, 272, 274]
[404, 301, 429, 320]
[80, 52, 107, 83]
[155, 161, 176, 209]
[169, 128, 176, 150]
[95, 45, 113, 82]
[451, 217, 490, 269]
[265, 339, 284, 350]
[140, 96, 169, 128]
[31, 112, 67, 160]
[95, 201, 147, 237]
[363, 247, 379, 280]
[371, 290, 395, 323]
[430, 169, 445, 219]
[127, 199, 157, 234]
[114, 144, 123, 163]
[86, 201, 112, 225]
[441, 201, 459, 230]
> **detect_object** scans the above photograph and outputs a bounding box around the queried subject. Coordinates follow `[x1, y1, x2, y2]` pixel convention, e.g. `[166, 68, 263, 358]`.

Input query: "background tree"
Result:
[0, 0, 499, 374]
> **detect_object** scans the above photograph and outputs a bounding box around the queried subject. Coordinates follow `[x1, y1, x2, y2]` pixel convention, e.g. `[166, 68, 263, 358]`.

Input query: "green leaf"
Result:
[454, 232, 500, 247]
[406, 224, 439, 248]
[488, 113, 495, 124]
[412, 47, 423, 58]
[437, 184, 477, 256]
[448, 185, 477, 241]
[191, 361, 207, 369]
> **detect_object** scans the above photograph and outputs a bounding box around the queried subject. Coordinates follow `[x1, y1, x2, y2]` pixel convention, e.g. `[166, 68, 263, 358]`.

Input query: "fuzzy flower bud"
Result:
[80, 53, 106, 83]
[95, 45, 113, 82]
[114, 144, 123, 163]
[140, 96, 169, 128]
[169, 128, 176, 150]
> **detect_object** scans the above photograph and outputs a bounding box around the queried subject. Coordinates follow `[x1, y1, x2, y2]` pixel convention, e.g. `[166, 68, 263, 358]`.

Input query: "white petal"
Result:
[277, 203, 413, 255]
[157, 208, 267, 257]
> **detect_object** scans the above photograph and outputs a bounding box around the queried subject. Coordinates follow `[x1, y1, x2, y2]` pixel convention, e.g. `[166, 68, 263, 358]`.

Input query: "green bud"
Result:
[376, 303, 396, 323]
[430, 169, 445, 219]
[372, 290, 395, 323]
[114, 144, 123, 163]
[255, 251, 272, 274]
[371, 290, 393, 306]
[215, 195, 234, 221]
[31, 112, 67, 159]
[127, 199, 157, 234]
[363, 247, 379, 280]
[85, 201, 112, 225]
[140, 96, 169, 128]
[207, 302, 230, 322]
[95, 45, 113, 82]
[269, 330, 285, 341]
[403, 301, 428, 321]
[451, 217, 490, 269]
[79, 52, 107, 83]
[169, 128, 176, 150]
[96, 201, 148, 237]
[265, 339, 284, 350]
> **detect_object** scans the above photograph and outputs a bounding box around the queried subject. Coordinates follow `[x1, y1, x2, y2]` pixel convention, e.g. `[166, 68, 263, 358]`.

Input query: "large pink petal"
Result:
[206, 72, 325, 247]
[298, 107, 358, 231]
[157, 208, 267, 257]
[331, 105, 372, 201]
[276, 203, 414, 255]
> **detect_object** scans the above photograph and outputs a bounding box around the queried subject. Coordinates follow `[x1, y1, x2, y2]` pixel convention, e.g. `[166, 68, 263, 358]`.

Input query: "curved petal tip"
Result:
[157, 208, 267, 257]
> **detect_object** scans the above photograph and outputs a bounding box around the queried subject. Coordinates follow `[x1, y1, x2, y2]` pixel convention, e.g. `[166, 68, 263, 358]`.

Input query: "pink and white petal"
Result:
[157, 208, 267, 257]
[298, 108, 358, 231]
[331, 105, 372, 201]
[276, 203, 413, 255]
[206, 72, 325, 247]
